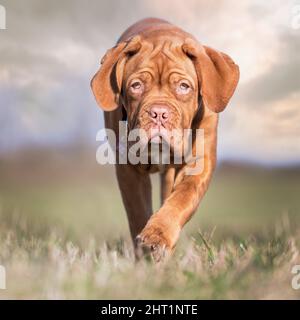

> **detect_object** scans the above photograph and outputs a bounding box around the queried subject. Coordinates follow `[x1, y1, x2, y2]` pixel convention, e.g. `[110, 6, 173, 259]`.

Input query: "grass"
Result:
[0, 150, 300, 299]
[0, 210, 299, 299]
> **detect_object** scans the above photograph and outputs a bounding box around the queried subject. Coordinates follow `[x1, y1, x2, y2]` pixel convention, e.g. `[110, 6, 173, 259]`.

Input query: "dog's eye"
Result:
[177, 81, 191, 94]
[131, 81, 141, 89]
[130, 80, 143, 93]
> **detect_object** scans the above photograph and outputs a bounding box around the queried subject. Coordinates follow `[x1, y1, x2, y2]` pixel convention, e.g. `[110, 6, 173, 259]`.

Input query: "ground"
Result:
[0, 149, 299, 299]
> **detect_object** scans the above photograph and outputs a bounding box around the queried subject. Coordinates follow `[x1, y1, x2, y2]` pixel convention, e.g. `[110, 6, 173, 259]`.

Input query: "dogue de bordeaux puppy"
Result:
[91, 18, 239, 261]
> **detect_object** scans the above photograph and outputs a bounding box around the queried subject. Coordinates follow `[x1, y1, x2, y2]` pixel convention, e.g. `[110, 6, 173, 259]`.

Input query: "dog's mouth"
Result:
[126, 126, 186, 164]
[127, 127, 177, 147]
[148, 126, 170, 144]
[124, 101, 187, 164]
[137, 102, 182, 142]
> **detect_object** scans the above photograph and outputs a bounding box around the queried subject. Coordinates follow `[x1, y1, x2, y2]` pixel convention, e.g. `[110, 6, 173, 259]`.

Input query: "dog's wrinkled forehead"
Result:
[123, 40, 197, 83]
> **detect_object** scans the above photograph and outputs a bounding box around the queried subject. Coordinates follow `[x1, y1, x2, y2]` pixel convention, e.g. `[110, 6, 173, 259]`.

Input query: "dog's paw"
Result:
[135, 216, 180, 262]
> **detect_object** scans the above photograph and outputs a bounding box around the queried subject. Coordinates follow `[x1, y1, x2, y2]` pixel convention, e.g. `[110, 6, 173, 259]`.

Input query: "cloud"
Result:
[238, 32, 300, 106]
[0, 0, 299, 164]
[219, 91, 300, 165]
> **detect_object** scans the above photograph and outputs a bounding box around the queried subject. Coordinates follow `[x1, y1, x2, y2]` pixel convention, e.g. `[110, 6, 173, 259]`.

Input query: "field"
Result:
[0, 149, 300, 299]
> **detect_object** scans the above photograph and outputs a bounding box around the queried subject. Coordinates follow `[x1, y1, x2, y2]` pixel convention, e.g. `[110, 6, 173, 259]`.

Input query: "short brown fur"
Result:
[91, 18, 239, 261]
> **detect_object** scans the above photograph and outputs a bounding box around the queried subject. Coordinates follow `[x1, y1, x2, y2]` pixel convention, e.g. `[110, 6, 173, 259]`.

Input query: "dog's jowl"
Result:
[91, 18, 239, 261]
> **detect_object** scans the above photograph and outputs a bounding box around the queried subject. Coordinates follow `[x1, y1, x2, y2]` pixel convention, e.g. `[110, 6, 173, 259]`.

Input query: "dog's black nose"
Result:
[149, 105, 169, 124]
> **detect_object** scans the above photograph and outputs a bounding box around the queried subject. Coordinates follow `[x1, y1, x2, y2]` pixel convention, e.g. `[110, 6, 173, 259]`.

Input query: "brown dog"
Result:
[91, 18, 239, 261]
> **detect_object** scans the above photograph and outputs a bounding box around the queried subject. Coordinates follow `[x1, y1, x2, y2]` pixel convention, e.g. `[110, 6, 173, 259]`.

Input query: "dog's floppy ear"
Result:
[91, 35, 142, 111]
[182, 38, 239, 113]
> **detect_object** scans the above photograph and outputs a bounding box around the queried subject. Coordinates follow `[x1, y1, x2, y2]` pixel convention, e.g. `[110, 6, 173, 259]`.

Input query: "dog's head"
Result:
[91, 35, 239, 151]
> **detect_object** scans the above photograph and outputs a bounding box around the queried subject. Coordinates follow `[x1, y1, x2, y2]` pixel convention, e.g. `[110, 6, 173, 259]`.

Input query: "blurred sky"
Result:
[0, 0, 299, 165]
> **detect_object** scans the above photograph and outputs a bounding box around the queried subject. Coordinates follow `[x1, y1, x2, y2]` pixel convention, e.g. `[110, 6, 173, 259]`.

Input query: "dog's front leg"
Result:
[137, 113, 218, 261]
[115, 164, 153, 248]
